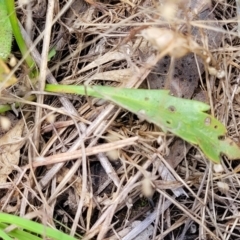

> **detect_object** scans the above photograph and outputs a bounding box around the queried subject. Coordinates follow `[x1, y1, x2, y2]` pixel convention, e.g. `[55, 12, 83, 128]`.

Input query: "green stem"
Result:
[0, 104, 12, 113]
[4, 0, 35, 69]
[0, 213, 77, 240]
[0, 95, 35, 113]
[45, 84, 103, 98]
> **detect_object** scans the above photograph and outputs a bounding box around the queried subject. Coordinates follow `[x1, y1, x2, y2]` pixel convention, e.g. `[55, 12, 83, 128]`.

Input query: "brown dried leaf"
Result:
[0, 59, 18, 89]
[141, 27, 200, 58]
[0, 119, 24, 183]
[89, 69, 133, 83]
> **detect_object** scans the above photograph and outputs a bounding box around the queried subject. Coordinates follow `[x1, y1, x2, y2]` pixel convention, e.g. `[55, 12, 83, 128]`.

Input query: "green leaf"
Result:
[48, 47, 57, 61]
[45, 84, 240, 163]
[0, 222, 42, 240]
[0, 0, 12, 59]
[4, 0, 36, 69]
[0, 213, 77, 240]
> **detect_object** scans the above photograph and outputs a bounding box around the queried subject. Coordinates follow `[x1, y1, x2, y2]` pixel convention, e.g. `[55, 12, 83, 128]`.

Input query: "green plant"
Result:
[45, 84, 240, 163]
[1, 0, 239, 164]
[0, 0, 12, 60]
[1, 0, 35, 68]
[0, 213, 78, 240]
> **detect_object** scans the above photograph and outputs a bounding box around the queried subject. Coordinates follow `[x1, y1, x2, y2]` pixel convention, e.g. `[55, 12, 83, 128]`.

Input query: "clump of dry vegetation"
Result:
[1, 0, 240, 239]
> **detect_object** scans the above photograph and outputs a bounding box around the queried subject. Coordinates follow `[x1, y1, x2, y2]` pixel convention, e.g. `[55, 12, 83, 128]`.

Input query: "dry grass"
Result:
[1, 0, 240, 239]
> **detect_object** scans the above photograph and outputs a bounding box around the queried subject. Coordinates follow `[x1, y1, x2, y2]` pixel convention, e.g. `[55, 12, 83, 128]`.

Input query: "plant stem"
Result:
[45, 84, 103, 98]
[4, 0, 35, 69]
[0, 95, 35, 113]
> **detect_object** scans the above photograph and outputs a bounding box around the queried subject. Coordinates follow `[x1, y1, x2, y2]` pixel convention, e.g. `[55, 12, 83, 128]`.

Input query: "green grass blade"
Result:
[4, 0, 35, 68]
[0, 222, 42, 240]
[0, 229, 12, 240]
[0, 213, 77, 240]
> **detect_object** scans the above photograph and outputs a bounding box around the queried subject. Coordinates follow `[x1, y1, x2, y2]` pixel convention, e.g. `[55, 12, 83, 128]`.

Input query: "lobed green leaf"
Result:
[45, 84, 240, 163]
